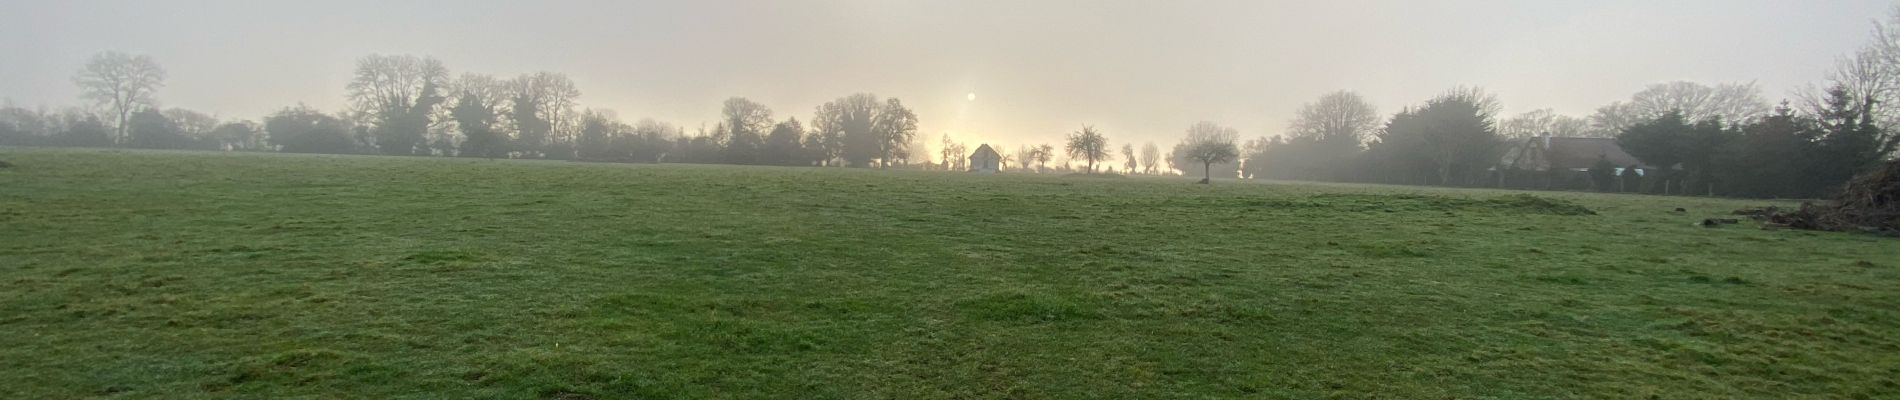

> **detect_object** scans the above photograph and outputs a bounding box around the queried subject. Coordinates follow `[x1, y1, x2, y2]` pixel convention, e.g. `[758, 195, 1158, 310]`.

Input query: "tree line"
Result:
[1, 53, 923, 168]
[1223, 9, 1899, 199]
[6, 8, 1899, 199]
[963, 9, 1899, 198]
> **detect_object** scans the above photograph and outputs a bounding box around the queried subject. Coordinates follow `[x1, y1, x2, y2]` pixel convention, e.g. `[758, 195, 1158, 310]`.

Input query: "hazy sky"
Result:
[0, 0, 1891, 150]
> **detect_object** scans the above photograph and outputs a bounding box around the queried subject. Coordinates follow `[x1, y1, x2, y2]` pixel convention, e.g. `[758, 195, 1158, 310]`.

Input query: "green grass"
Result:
[2, 147, 1897, 399]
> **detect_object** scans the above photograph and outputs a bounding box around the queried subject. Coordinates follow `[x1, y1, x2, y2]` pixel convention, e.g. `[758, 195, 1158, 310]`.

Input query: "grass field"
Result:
[2, 147, 1898, 399]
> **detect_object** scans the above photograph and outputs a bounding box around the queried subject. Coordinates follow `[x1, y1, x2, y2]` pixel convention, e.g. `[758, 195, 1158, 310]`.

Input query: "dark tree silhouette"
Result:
[347, 54, 448, 156]
[1180, 121, 1239, 183]
[813, 94, 917, 167]
[716, 97, 773, 165]
[1065, 125, 1110, 173]
[267, 106, 355, 154]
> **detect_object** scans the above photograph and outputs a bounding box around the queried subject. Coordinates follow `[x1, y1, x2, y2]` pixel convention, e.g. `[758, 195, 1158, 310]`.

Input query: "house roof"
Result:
[969, 144, 1000, 159]
[1503, 137, 1650, 171]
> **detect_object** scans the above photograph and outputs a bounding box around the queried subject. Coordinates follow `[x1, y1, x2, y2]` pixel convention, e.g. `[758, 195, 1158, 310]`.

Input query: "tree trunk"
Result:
[116, 109, 129, 145]
[1200, 161, 1212, 184]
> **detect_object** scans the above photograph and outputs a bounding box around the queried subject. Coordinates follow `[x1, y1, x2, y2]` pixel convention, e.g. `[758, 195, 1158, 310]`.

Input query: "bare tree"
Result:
[1590, 81, 1769, 133]
[1181, 121, 1240, 184]
[714, 97, 773, 164]
[1800, 7, 1900, 131]
[1287, 90, 1379, 148]
[950, 142, 968, 170]
[507, 72, 580, 157]
[1035, 144, 1054, 171]
[1442, 85, 1503, 117]
[162, 108, 219, 141]
[938, 133, 957, 169]
[1014, 145, 1036, 172]
[1064, 125, 1110, 173]
[1804, 48, 1890, 124]
[451, 74, 510, 111]
[1139, 142, 1161, 174]
[73, 51, 165, 144]
[1500, 109, 1595, 139]
[450, 73, 509, 158]
[347, 54, 449, 155]
[1120, 143, 1138, 173]
[872, 98, 920, 166]
[811, 93, 917, 167]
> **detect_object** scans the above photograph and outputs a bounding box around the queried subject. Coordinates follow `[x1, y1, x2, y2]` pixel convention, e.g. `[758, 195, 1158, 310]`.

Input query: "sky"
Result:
[0, 0, 1892, 153]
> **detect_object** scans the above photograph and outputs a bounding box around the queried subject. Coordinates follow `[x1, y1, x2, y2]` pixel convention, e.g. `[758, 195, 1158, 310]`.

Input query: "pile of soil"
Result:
[1738, 160, 1900, 234]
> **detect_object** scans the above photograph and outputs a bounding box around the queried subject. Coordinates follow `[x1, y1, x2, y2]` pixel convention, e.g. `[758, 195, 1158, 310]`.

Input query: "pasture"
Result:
[1, 148, 1896, 399]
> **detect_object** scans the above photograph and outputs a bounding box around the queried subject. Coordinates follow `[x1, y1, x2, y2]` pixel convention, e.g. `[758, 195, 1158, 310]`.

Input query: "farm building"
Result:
[968, 144, 1000, 173]
[1497, 135, 1655, 191]
[1500, 135, 1649, 173]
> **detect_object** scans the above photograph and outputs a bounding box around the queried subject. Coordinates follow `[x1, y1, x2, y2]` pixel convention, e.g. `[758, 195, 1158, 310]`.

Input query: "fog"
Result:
[6, 4, 1900, 395]
[0, 0, 1887, 147]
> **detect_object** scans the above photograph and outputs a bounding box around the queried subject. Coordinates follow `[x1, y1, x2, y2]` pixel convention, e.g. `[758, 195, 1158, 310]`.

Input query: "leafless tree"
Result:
[1287, 90, 1379, 148]
[947, 141, 968, 170]
[506, 72, 580, 154]
[1035, 144, 1054, 171]
[162, 108, 219, 141]
[1181, 121, 1240, 184]
[1590, 81, 1769, 133]
[939, 133, 958, 169]
[1499, 109, 1595, 139]
[1064, 125, 1110, 173]
[1014, 145, 1037, 172]
[1140, 142, 1161, 174]
[451, 74, 510, 111]
[1799, 7, 1900, 130]
[1121, 143, 1137, 173]
[811, 93, 917, 167]
[347, 55, 447, 122]
[73, 51, 165, 143]
[347, 54, 450, 155]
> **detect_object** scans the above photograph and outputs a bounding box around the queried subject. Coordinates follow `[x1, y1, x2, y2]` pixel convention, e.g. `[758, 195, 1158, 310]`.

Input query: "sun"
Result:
[967, 92, 976, 101]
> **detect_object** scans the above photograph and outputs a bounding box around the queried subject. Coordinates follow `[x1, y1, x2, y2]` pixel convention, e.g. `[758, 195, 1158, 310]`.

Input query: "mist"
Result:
[10, 1, 1900, 397]
[1, 0, 1888, 148]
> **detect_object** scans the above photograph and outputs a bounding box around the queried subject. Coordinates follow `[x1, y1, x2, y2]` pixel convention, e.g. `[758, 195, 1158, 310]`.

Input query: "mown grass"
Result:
[1, 147, 1897, 399]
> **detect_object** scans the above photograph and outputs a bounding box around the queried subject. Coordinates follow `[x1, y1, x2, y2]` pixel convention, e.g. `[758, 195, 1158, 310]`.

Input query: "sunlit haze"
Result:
[0, 0, 1890, 149]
